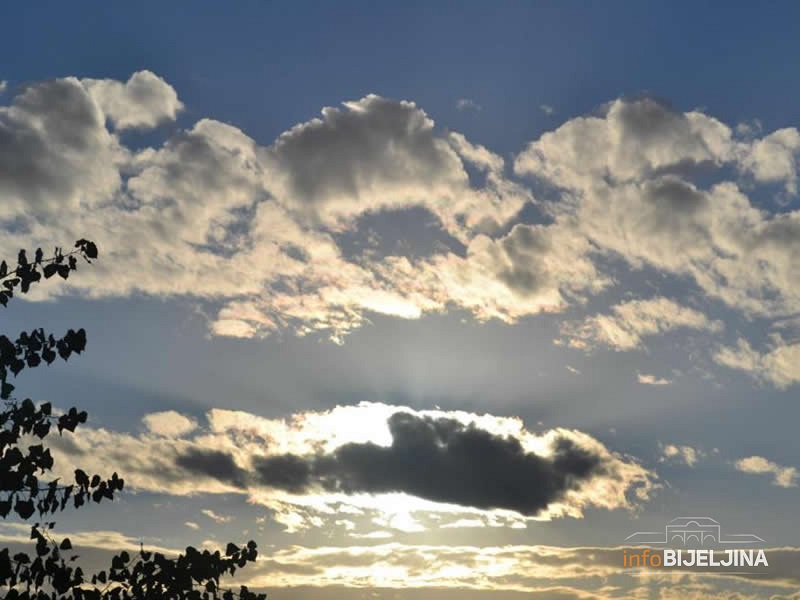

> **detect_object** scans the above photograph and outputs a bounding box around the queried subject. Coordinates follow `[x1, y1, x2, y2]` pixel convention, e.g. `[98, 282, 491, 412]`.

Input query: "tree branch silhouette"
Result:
[0, 241, 266, 600]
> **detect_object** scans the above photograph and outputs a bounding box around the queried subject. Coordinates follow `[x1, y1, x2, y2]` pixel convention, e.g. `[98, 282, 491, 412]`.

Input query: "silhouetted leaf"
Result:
[74, 469, 89, 487]
[14, 499, 35, 519]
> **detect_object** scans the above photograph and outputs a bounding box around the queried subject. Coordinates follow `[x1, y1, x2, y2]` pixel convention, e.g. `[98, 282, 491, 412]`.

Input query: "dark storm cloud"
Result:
[252, 411, 608, 515]
[253, 453, 313, 494]
[175, 448, 248, 487]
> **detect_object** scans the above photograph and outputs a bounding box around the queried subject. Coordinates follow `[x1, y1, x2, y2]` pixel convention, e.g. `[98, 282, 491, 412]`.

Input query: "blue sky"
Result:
[2, 2, 800, 598]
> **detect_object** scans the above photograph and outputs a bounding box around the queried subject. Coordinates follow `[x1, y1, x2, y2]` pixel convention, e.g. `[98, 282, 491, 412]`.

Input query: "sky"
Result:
[1, 2, 800, 598]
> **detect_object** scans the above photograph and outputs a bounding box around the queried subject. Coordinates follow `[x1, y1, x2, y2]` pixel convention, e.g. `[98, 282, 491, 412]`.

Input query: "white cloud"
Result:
[414, 222, 607, 325]
[0, 76, 125, 221]
[515, 97, 734, 186]
[202, 509, 234, 523]
[184, 521, 200, 530]
[0, 523, 177, 556]
[82, 70, 183, 130]
[239, 541, 800, 593]
[2, 74, 800, 369]
[637, 373, 672, 386]
[0, 80, 7, 93]
[735, 455, 798, 488]
[142, 410, 198, 437]
[559, 297, 722, 351]
[265, 94, 526, 239]
[515, 98, 800, 326]
[738, 127, 800, 194]
[714, 337, 800, 389]
[660, 444, 703, 466]
[539, 104, 554, 115]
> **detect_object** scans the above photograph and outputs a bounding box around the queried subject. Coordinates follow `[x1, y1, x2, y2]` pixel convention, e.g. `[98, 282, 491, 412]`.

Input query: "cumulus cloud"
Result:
[514, 97, 734, 186]
[735, 456, 798, 488]
[414, 221, 607, 325]
[0, 76, 125, 219]
[559, 297, 722, 351]
[738, 127, 800, 194]
[265, 94, 527, 238]
[515, 98, 800, 325]
[142, 410, 198, 437]
[45, 403, 655, 532]
[2, 72, 800, 381]
[82, 70, 183, 130]
[0, 78, 534, 342]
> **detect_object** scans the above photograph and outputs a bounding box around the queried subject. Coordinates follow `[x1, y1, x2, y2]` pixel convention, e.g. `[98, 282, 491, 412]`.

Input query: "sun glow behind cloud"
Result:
[0, 24, 798, 596]
[43, 402, 655, 534]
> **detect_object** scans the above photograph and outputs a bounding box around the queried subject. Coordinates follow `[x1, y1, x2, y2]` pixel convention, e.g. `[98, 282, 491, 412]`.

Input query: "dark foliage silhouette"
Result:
[0, 241, 265, 599]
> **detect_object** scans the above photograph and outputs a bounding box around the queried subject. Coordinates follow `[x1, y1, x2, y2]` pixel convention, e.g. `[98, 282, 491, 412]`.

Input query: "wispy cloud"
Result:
[237, 541, 800, 593]
[559, 297, 722, 352]
[456, 98, 482, 112]
[714, 337, 800, 389]
[1, 522, 795, 597]
[201, 509, 235, 523]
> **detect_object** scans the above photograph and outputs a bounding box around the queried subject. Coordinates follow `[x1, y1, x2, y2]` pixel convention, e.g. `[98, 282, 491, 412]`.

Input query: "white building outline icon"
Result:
[624, 517, 765, 546]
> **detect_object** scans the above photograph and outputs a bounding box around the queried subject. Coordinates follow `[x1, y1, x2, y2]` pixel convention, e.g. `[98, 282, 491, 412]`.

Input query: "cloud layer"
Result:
[2, 522, 796, 600]
[1, 72, 799, 386]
